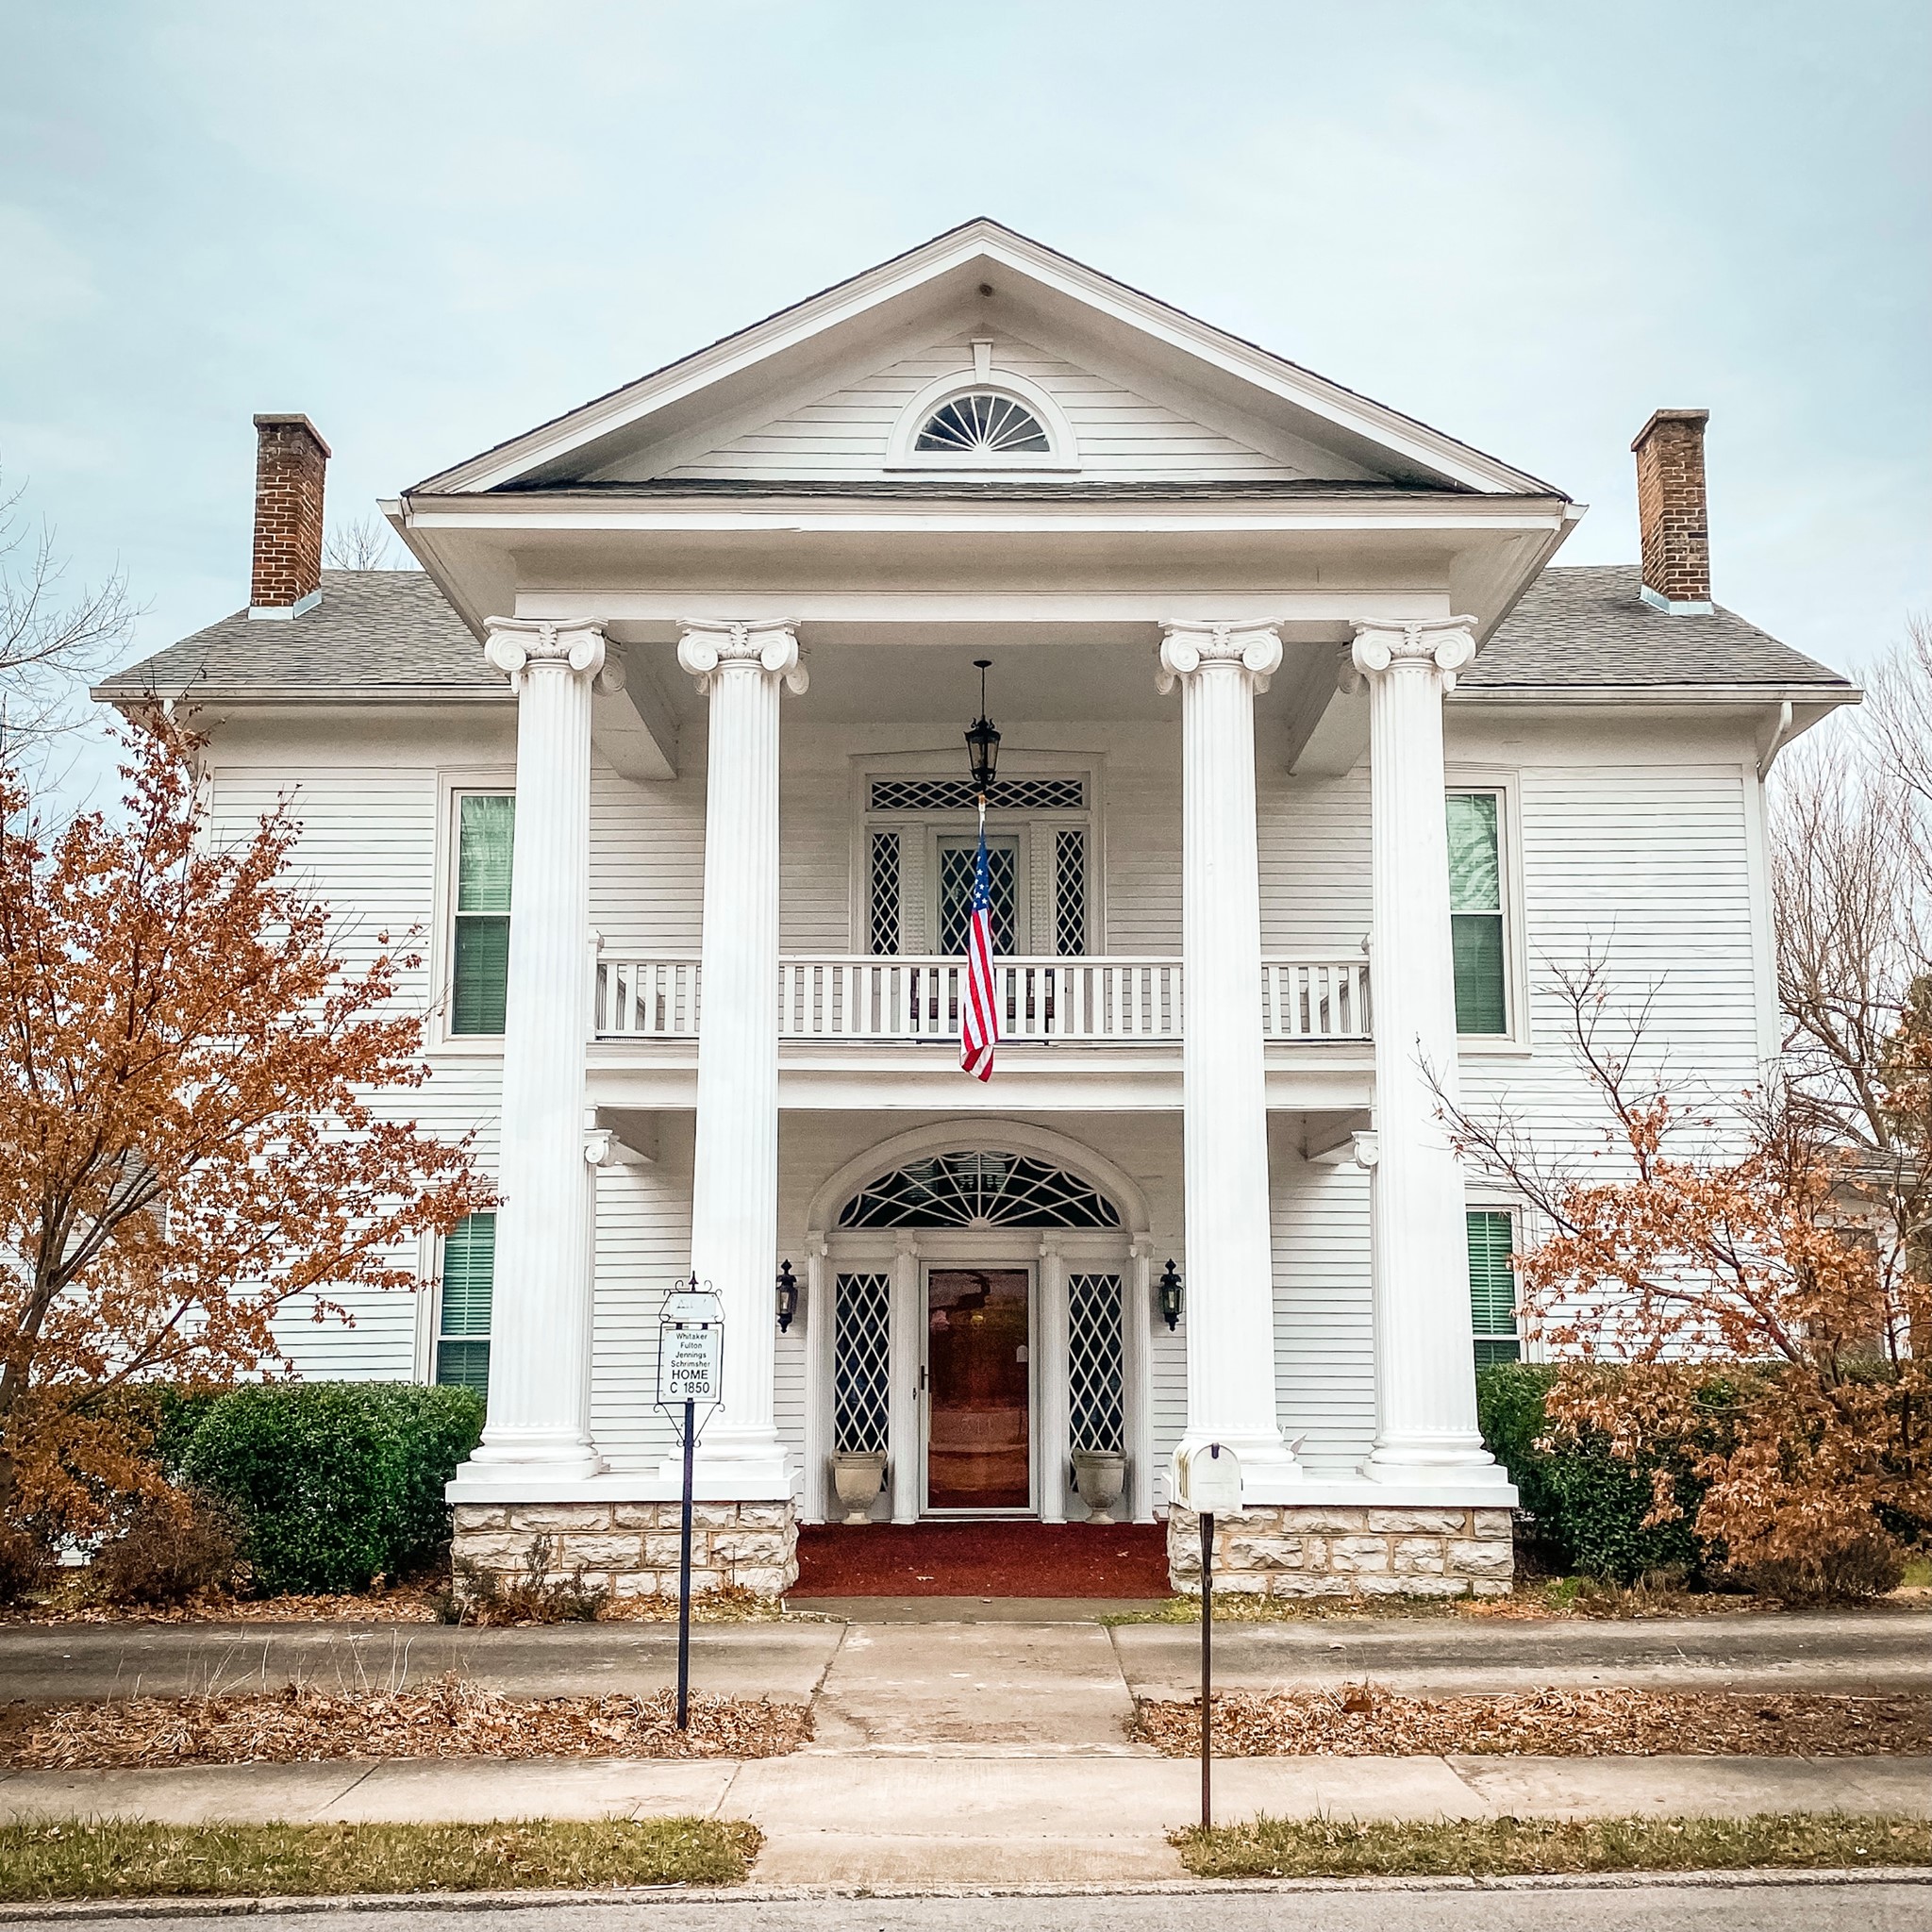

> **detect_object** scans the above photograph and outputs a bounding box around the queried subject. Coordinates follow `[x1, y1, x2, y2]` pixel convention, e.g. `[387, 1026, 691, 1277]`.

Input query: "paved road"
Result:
[8, 1875, 1929, 1931]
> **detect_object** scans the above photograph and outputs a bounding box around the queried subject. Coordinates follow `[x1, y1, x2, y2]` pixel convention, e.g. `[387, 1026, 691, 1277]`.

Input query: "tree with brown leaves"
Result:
[0, 720, 492, 1543]
[1447, 951, 1930, 1600]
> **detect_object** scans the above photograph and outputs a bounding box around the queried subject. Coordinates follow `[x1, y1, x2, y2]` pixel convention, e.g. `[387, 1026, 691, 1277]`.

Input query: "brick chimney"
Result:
[248, 413, 330, 619]
[1630, 408, 1713, 613]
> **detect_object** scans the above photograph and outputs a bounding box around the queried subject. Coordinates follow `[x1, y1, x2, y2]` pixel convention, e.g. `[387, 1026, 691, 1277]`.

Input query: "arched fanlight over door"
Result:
[837, 1151, 1122, 1229]
[914, 392, 1052, 457]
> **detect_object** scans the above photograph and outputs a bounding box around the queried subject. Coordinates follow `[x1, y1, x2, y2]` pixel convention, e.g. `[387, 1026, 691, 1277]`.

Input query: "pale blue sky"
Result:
[4, 1, 1927, 803]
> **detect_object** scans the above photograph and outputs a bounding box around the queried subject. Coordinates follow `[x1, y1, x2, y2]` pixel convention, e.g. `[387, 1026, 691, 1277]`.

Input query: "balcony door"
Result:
[934, 834, 1024, 954]
[924, 1266, 1033, 1512]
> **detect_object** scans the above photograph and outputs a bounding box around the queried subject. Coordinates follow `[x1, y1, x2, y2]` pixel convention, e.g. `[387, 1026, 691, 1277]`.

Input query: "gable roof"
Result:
[407, 219, 1566, 499]
[95, 564, 1851, 708]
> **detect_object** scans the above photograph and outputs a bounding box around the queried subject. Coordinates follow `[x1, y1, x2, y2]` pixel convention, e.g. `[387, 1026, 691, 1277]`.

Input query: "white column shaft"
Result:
[679, 623, 804, 1488]
[889, 1237, 921, 1523]
[1125, 1240, 1155, 1523]
[471, 619, 606, 1477]
[1159, 625, 1296, 1485]
[1039, 1239, 1069, 1523]
[1354, 617, 1505, 1484]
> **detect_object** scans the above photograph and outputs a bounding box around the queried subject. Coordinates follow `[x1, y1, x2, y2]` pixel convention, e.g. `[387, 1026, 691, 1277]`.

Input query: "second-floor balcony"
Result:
[594, 954, 1370, 1044]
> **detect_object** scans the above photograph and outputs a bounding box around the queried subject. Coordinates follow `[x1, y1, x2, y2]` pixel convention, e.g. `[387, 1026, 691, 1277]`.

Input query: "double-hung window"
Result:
[1466, 1208, 1520, 1366]
[435, 1211, 495, 1391]
[1446, 791, 1507, 1035]
[451, 793, 514, 1035]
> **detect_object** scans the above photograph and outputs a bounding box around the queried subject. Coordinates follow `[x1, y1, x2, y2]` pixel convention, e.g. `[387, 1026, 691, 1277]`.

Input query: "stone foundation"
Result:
[452, 1499, 799, 1599]
[1166, 1504, 1515, 1598]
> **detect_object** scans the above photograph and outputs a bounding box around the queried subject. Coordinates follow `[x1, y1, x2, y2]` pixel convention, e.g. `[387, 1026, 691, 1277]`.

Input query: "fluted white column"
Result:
[675, 621, 807, 1490]
[1158, 623, 1299, 1491]
[1350, 616, 1507, 1486]
[468, 617, 610, 1478]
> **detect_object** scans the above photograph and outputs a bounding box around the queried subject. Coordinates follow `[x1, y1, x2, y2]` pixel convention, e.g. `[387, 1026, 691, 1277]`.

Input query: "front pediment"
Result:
[410, 221, 1560, 499]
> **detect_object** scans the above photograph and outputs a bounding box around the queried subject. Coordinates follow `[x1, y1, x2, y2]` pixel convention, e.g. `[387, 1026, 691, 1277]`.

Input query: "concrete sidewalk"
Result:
[8, 1607, 1927, 1707]
[3, 1751, 1928, 1884]
[7, 1609, 1930, 1883]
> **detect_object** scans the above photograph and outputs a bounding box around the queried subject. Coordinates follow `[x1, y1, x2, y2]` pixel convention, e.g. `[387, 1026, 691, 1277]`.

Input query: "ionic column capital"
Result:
[1156, 621, 1284, 695]
[1346, 616, 1477, 692]
[676, 620, 808, 696]
[484, 616, 608, 686]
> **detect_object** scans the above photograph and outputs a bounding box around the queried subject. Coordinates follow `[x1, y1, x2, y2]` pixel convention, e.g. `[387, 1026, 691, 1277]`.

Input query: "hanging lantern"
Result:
[1158, 1258, 1184, 1331]
[964, 658, 1000, 800]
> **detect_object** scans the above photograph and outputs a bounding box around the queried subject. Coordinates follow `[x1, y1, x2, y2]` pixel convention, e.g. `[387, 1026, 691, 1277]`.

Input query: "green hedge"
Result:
[1475, 1363, 1707, 1585]
[180, 1384, 484, 1596]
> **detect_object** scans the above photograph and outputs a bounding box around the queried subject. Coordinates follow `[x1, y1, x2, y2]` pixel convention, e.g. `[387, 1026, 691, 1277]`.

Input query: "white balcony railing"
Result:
[594, 954, 1370, 1044]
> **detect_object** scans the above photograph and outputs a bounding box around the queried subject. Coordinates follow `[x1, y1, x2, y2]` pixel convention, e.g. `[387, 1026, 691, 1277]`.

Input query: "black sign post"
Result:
[656, 1278, 724, 1732]
[1200, 1505, 1214, 1831]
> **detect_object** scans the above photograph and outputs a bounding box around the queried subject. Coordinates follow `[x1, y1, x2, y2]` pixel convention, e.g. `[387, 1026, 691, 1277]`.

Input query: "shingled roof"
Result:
[92, 570, 495, 703]
[1470, 565, 1849, 692]
[96, 562, 1851, 706]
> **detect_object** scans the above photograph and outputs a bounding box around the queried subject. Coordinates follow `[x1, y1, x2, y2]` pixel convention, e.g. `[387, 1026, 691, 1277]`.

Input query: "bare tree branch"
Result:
[0, 465, 138, 747]
[323, 516, 401, 572]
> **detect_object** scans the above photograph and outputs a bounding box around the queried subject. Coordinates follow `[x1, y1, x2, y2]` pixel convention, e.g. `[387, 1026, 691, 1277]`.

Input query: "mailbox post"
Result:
[656, 1277, 724, 1729]
[1172, 1441, 1241, 1831]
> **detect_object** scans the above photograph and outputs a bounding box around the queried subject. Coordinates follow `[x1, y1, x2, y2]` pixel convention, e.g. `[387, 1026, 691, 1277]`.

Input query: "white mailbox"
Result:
[1171, 1441, 1242, 1513]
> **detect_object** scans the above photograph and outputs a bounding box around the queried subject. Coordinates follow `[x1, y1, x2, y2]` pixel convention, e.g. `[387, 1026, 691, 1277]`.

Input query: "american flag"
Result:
[959, 811, 1000, 1081]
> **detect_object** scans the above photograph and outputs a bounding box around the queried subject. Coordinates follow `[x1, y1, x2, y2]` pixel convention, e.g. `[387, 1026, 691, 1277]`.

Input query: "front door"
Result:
[924, 1268, 1031, 1512]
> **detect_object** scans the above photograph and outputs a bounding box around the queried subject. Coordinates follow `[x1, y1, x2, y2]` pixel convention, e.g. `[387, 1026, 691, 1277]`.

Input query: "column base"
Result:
[461, 1435, 604, 1484]
[452, 1496, 798, 1601]
[1167, 1499, 1516, 1598]
[1361, 1438, 1514, 1488]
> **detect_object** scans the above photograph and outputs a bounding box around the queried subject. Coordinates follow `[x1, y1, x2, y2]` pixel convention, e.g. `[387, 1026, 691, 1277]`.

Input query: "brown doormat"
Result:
[791, 1521, 1172, 1598]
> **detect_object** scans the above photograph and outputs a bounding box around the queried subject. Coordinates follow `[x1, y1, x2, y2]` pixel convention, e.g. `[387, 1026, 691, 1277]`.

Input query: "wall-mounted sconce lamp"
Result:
[1158, 1258, 1184, 1331]
[775, 1259, 800, 1333]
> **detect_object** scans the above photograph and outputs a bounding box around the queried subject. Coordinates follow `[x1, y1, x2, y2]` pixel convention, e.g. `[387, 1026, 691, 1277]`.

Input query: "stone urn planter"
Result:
[830, 1452, 888, 1524]
[1072, 1450, 1127, 1525]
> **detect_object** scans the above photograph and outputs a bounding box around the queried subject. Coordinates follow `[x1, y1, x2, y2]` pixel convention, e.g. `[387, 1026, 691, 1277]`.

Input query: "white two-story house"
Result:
[101, 222, 1854, 1597]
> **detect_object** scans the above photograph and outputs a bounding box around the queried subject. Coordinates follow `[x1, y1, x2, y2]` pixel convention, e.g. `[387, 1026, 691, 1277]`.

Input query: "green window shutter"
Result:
[1467, 1208, 1520, 1365]
[436, 1212, 494, 1391]
[1446, 792, 1507, 1035]
[452, 796, 514, 1035]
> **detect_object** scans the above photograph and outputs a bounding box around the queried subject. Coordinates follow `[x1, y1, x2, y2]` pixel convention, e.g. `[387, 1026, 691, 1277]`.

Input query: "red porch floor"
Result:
[790, 1521, 1174, 1598]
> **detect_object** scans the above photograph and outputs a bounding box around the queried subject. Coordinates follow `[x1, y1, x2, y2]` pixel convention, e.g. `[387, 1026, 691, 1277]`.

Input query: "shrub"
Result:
[181, 1383, 483, 1596]
[0, 1524, 55, 1606]
[1476, 1363, 1707, 1586]
[89, 1490, 242, 1607]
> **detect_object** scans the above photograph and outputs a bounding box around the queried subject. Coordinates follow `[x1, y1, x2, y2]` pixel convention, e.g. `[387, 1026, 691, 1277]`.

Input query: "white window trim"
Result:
[849, 751, 1104, 956]
[1444, 768, 1531, 1056]
[1465, 1197, 1542, 1363]
[885, 365, 1080, 472]
[431, 769, 516, 1056]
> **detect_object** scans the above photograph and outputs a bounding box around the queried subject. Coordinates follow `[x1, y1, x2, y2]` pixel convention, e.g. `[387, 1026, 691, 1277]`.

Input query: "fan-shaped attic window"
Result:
[914, 391, 1052, 457]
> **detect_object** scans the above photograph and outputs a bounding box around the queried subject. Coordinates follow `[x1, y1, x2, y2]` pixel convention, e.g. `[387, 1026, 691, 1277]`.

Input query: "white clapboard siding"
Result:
[208, 763, 493, 1382]
[663, 331, 1298, 482]
[1274, 1150, 1376, 1473]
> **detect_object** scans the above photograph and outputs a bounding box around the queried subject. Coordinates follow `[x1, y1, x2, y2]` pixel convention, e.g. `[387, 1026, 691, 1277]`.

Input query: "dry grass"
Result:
[0, 1817, 758, 1900]
[1173, 1811, 1932, 1879]
[1101, 1579, 1782, 1625]
[0, 1673, 810, 1769]
[1136, 1684, 1932, 1757]
[5, 1577, 788, 1626]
